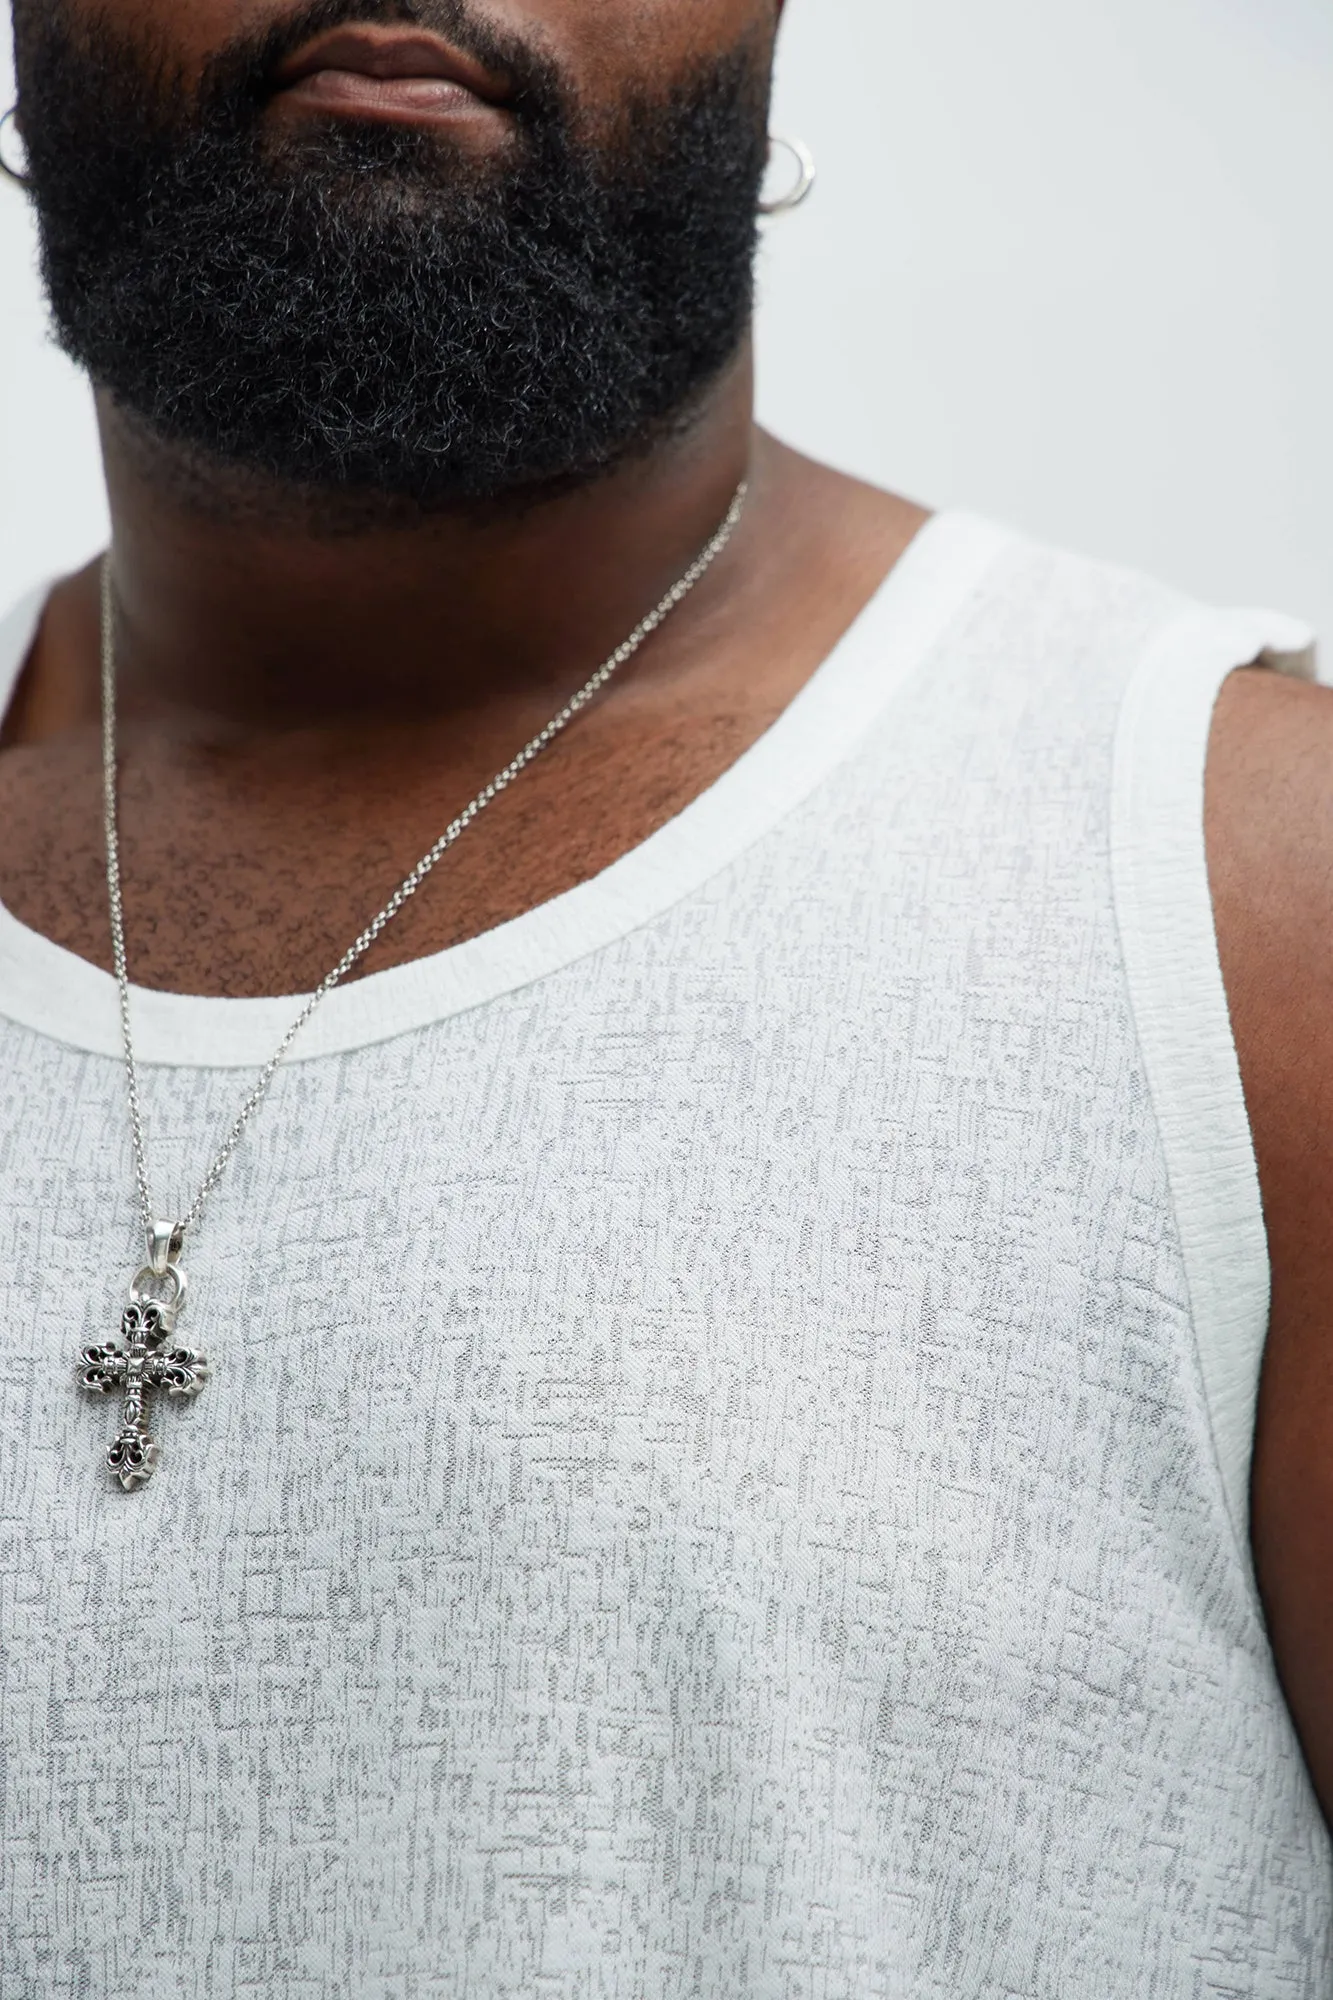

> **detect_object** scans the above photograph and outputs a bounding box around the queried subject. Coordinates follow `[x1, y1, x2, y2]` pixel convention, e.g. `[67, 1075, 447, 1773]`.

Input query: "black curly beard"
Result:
[12, 0, 768, 515]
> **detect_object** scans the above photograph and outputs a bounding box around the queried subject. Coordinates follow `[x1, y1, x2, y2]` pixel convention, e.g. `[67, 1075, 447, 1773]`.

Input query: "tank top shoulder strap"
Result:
[1111, 603, 1316, 1558]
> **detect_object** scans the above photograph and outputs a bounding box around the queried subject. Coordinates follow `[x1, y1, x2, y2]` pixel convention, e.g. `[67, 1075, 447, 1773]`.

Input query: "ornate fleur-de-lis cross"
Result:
[78, 1229, 209, 1491]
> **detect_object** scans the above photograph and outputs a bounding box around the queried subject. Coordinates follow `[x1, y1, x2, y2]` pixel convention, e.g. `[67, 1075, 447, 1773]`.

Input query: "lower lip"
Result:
[273, 68, 499, 129]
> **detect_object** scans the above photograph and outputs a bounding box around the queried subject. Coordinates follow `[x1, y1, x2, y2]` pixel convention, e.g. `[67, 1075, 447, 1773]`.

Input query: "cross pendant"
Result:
[78, 1225, 209, 1491]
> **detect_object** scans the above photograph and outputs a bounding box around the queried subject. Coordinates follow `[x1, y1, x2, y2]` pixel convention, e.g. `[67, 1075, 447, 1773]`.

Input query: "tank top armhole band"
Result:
[1111, 604, 1316, 1562]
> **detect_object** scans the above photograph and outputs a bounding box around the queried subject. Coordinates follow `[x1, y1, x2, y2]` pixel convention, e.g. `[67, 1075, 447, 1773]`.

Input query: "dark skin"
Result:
[1208, 672, 1333, 1824]
[3, 0, 1329, 1825]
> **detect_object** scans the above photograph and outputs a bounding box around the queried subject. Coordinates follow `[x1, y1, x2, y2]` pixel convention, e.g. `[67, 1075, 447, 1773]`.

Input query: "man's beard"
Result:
[12, 1, 769, 515]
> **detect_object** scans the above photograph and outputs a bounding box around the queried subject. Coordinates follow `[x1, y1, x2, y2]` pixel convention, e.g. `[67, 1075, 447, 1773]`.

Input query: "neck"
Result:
[95, 348, 758, 734]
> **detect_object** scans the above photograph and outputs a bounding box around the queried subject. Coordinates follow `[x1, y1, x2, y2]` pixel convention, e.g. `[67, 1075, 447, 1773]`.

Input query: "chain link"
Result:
[102, 484, 748, 1249]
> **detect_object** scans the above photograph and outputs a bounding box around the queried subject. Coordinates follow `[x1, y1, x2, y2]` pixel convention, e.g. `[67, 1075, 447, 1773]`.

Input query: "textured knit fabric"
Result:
[0, 518, 1328, 1998]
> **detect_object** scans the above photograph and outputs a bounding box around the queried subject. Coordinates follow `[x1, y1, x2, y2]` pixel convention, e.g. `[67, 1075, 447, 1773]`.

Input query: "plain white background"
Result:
[2, 0, 1331, 640]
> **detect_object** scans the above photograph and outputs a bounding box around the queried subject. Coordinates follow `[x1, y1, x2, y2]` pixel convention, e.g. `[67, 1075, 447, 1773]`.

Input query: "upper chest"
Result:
[0, 678, 797, 997]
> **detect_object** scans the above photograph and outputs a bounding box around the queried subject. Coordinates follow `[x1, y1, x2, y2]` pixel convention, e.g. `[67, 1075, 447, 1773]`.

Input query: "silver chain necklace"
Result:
[76, 484, 748, 1491]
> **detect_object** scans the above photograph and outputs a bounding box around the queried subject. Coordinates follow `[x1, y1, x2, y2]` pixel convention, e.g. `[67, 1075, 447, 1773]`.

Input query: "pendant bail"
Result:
[147, 1220, 185, 1276]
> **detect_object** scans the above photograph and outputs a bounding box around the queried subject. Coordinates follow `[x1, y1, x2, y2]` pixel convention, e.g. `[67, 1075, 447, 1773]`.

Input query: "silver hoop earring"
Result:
[0, 106, 31, 189]
[759, 135, 816, 217]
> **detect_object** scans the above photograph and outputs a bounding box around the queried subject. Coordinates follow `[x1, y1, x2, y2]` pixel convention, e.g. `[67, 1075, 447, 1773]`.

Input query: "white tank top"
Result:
[0, 516, 1327, 1995]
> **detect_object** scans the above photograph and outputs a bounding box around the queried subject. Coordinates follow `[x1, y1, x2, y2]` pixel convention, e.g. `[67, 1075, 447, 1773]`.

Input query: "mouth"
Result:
[270, 25, 513, 131]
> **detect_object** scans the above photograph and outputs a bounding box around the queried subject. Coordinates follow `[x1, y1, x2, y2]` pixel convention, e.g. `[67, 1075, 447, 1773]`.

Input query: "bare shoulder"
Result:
[1206, 664, 1333, 1826]
[1207, 669, 1333, 1207]
[1209, 665, 1333, 956]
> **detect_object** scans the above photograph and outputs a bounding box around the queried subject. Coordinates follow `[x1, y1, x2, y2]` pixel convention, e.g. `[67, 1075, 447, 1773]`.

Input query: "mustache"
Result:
[18, 0, 567, 135]
[204, 0, 565, 120]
